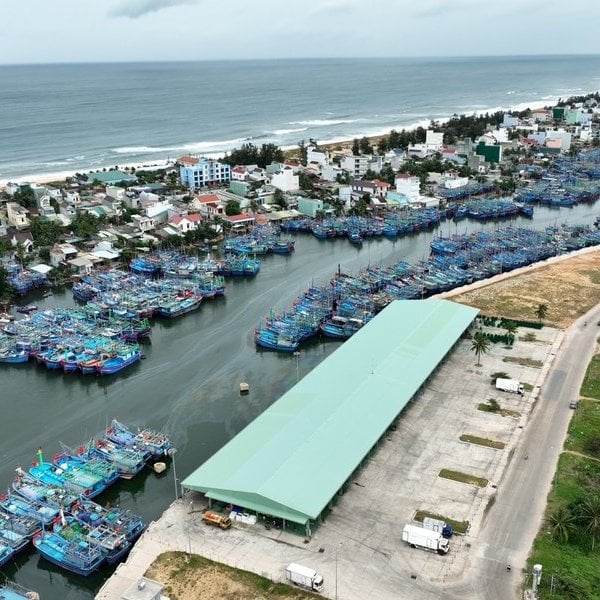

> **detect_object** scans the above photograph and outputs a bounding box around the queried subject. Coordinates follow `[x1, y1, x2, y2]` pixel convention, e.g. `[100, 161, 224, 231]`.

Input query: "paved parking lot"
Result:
[98, 322, 562, 600]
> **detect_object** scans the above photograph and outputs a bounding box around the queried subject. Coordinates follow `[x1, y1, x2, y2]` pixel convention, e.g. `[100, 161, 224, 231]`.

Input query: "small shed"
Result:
[121, 577, 165, 600]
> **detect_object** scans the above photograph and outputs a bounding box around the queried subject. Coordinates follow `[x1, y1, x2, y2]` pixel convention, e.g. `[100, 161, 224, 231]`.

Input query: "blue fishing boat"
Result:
[53, 514, 130, 565]
[91, 439, 146, 480]
[53, 448, 120, 490]
[104, 420, 174, 461]
[0, 508, 42, 540]
[0, 492, 59, 527]
[12, 470, 78, 509]
[0, 525, 29, 557]
[96, 347, 141, 375]
[71, 498, 146, 543]
[29, 450, 107, 499]
[33, 528, 105, 576]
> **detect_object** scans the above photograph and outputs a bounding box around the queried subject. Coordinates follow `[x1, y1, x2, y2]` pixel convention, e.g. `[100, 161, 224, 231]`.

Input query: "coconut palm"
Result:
[548, 505, 576, 543]
[579, 496, 600, 550]
[504, 321, 518, 337]
[535, 303, 548, 322]
[471, 332, 490, 367]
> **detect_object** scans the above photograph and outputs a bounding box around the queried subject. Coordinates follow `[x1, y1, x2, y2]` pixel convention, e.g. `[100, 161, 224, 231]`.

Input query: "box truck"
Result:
[495, 378, 524, 394]
[285, 563, 324, 592]
[402, 524, 450, 555]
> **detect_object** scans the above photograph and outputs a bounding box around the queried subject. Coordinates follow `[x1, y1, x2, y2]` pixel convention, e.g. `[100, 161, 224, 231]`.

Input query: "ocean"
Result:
[1, 54, 600, 183]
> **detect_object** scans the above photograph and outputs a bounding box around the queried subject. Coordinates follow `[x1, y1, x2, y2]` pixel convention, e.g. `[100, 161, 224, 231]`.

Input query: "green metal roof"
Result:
[182, 299, 478, 525]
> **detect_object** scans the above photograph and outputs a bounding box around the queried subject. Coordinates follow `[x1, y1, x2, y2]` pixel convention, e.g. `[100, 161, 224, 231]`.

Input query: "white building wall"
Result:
[425, 130, 444, 150]
[270, 168, 299, 192]
[395, 177, 420, 203]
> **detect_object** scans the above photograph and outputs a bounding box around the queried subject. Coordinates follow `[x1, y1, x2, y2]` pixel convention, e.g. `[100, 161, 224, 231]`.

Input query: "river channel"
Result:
[2, 203, 600, 599]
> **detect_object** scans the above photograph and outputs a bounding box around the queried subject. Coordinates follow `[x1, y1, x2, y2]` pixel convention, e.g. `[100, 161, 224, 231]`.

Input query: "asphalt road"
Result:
[451, 309, 600, 599]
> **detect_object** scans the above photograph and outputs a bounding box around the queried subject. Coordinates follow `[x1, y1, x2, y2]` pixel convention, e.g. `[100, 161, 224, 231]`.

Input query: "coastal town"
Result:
[2, 94, 600, 600]
[1, 95, 599, 297]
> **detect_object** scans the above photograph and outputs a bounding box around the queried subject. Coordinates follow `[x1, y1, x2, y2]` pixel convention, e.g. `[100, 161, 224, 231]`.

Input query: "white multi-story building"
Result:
[179, 157, 231, 191]
[425, 130, 444, 151]
[395, 174, 421, 203]
[6, 202, 30, 229]
[270, 166, 299, 192]
[307, 145, 328, 166]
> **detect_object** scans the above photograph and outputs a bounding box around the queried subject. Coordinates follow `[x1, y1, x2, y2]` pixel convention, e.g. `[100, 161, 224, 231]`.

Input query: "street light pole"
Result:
[169, 448, 178, 501]
[293, 351, 300, 383]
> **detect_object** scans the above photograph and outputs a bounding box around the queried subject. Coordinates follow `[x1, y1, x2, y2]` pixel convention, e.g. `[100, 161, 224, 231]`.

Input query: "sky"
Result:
[2, 0, 600, 65]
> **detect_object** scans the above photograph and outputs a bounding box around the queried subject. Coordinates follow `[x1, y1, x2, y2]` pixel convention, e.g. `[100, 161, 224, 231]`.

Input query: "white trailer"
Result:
[285, 563, 324, 592]
[402, 524, 449, 554]
[495, 378, 524, 394]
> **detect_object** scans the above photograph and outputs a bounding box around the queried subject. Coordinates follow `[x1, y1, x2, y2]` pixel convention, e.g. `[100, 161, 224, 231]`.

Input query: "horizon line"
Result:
[2, 52, 600, 68]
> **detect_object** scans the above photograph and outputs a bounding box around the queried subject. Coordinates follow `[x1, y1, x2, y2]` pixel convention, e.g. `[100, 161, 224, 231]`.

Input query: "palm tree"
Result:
[504, 320, 518, 343]
[579, 496, 600, 550]
[471, 332, 490, 366]
[548, 505, 576, 543]
[535, 303, 548, 322]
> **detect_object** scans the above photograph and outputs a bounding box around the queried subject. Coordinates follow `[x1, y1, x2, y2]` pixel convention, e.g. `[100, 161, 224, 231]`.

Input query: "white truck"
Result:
[285, 563, 324, 592]
[495, 378, 524, 394]
[402, 524, 450, 555]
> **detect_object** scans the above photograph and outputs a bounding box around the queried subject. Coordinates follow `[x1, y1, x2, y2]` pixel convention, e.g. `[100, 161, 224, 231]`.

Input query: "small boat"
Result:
[104, 419, 174, 461]
[0, 524, 29, 557]
[33, 528, 105, 576]
[71, 498, 146, 543]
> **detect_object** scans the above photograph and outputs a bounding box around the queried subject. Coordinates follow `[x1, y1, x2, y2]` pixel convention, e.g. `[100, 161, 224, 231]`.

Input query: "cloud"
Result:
[308, 0, 359, 16]
[109, 0, 198, 19]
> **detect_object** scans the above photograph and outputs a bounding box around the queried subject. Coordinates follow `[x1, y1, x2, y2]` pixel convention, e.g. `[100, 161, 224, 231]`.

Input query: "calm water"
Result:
[1, 55, 600, 181]
[2, 203, 600, 599]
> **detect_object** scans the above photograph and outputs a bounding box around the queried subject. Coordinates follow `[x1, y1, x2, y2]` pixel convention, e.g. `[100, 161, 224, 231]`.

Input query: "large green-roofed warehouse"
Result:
[182, 299, 478, 534]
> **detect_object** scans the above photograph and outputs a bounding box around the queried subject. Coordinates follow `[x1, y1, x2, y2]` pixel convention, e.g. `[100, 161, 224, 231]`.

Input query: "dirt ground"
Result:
[145, 552, 317, 600]
[451, 250, 600, 329]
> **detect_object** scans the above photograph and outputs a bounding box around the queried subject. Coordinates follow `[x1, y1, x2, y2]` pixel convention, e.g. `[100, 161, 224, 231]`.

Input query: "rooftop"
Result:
[182, 299, 478, 525]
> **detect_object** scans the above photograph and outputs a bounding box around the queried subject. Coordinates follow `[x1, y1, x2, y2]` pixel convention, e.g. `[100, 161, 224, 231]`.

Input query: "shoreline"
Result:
[0, 95, 567, 190]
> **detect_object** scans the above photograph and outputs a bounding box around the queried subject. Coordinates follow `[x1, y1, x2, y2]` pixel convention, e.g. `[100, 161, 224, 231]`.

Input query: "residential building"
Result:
[395, 174, 421, 203]
[270, 166, 299, 192]
[229, 180, 252, 197]
[297, 198, 330, 218]
[501, 114, 520, 128]
[307, 145, 328, 166]
[351, 179, 390, 200]
[6, 202, 30, 229]
[425, 130, 444, 151]
[475, 140, 502, 163]
[49, 243, 78, 267]
[194, 193, 226, 219]
[179, 157, 231, 190]
[168, 213, 203, 234]
[545, 129, 572, 152]
[3, 229, 34, 253]
[130, 214, 156, 232]
[222, 213, 255, 231]
[340, 155, 371, 178]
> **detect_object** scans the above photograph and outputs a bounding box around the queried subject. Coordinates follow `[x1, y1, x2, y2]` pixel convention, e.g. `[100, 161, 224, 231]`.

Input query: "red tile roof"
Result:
[195, 194, 220, 204]
[224, 214, 255, 223]
[178, 155, 199, 165]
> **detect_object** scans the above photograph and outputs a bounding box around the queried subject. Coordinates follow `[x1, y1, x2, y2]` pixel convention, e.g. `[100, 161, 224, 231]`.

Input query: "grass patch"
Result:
[460, 434, 505, 449]
[478, 400, 521, 418]
[413, 510, 469, 535]
[528, 453, 600, 599]
[522, 332, 537, 342]
[564, 399, 600, 460]
[581, 355, 600, 400]
[502, 356, 543, 368]
[438, 468, 488, 488]
[146, 551, 318, 599]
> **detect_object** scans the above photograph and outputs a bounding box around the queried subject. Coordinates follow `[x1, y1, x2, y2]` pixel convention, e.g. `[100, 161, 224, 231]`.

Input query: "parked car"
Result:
[569, 400, 578, 409]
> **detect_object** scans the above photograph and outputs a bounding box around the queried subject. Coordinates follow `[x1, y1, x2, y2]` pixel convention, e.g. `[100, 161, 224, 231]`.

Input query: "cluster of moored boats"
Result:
[5, 264, 48, 295]
[255, 224, 600, 351]
[73, 268, 225, 317]
[0, 420, 173, 576]
[0, 308, 147, 373]
[130, 252, 261, 278]
[223, 224, 295, 255]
